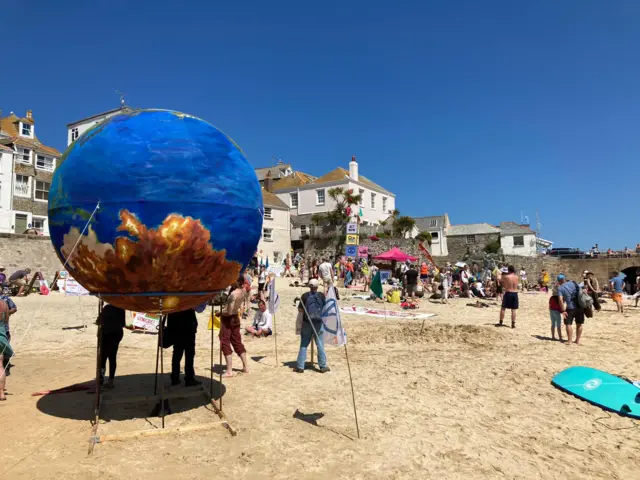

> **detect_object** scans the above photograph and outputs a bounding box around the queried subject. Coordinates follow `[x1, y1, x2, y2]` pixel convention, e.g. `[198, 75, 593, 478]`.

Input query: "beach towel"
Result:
[340, 305, 436, 320]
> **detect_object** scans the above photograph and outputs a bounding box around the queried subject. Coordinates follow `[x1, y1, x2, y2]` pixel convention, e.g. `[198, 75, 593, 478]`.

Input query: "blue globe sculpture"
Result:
[48, 109, 263, 313]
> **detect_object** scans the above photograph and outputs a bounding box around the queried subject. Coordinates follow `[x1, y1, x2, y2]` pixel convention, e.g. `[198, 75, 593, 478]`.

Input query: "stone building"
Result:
[446, 223, 500, 259]
[0, 110, 61, 234]
[413, 214, 451, 256]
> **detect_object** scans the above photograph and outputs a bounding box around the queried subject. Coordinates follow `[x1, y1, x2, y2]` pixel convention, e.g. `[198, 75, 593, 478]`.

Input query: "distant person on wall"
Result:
[583, 270, 601, 312]
[499, 265, 519, 328]
[610, 272, 626, 314]
[9, 268, 31, 297]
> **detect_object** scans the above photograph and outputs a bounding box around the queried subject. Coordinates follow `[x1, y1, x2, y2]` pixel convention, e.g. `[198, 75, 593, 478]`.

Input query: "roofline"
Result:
[66, 106, 131, 127]
[263, 202, 289, 210]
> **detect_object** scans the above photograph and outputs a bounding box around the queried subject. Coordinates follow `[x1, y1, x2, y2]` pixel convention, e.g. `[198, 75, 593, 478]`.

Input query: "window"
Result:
[14, 175, 30, 196]
[513, 235, 525, 247]
[71, 128, 79, 142]
[359, 189, 364, 206]
[431, 232, 439, 240]
[316, 189, 325, 205]
[370, 193, 376, 209]
[35, 180, 50, 201]
[382, 197, 387, 212]
[264, 207, 272, 219]
[430, 219, 437, 227]
[32, 217, 46, 232]
[21, 123, 32, 136]
[300, 225, 307, 236]
[36, 155, 55, 171]
[263, 228, 273, 242]
[466, 235, 476, 245]
[290, 193, 298, 208]
[17, 148, 31, 164]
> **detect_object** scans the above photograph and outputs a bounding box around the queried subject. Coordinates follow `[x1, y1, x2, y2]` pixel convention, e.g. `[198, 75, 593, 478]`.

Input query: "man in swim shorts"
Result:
[499, 265, 519, 328]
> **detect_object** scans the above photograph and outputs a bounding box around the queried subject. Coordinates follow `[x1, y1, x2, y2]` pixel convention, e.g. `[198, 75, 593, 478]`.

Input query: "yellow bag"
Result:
[207, 314, 221, 330]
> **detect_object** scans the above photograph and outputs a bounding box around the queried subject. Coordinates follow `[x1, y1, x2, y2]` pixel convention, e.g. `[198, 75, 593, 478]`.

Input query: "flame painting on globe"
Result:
[48, 109, 263, 313]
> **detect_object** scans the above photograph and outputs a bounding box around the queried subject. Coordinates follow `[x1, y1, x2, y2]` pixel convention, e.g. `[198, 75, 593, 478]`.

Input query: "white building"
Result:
[66, 105, 132, 146]
[413, 214, 450, 256]
[0, 145, 14, 232]
[274, 157, 395, 240]
[499, 222, 538, 257]
[0, 110, 60, 235]
[257, 189, 291, 265]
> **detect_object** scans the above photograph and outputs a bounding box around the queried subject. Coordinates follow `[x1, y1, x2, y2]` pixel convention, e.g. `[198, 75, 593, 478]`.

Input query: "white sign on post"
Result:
[64, 277, 90, 296]
[346, 223, 358, 234]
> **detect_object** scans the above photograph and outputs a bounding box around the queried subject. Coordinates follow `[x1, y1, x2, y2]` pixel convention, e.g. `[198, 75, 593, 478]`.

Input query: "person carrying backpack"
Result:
[295, 279, 330, 373]
[557, 274, 585, 345]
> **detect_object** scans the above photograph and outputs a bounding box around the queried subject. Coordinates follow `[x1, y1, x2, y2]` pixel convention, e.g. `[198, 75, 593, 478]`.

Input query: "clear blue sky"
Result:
[2, 0, 639, 250]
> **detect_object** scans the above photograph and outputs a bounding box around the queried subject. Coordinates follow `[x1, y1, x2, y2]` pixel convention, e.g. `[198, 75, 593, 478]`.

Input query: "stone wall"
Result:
[0, 233, 61, 280]
[303, 236, 420, 261]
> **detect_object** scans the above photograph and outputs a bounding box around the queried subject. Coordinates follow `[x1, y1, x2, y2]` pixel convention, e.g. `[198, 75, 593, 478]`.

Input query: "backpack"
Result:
[573, 281, 593, 310]
[304, 292, 324, 322]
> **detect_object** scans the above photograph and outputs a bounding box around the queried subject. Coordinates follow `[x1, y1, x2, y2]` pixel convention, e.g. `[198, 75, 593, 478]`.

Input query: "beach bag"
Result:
[573, 281, 593, 310]
[304, 292, 324, 322]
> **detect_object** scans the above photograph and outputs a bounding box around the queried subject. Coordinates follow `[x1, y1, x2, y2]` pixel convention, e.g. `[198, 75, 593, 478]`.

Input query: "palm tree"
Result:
[393, 216, 416, 238]
[326, 187, 362, 227]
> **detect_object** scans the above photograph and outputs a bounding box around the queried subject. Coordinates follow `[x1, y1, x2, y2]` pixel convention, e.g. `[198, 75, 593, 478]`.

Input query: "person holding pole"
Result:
[295, 279, 330, 373]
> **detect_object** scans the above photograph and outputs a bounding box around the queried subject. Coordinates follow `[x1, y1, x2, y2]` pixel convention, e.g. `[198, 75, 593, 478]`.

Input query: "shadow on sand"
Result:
[36, 373, 224, 422]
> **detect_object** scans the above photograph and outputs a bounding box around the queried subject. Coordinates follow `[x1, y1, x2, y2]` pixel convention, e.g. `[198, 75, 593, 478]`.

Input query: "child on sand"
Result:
[548, 285, 563, 342]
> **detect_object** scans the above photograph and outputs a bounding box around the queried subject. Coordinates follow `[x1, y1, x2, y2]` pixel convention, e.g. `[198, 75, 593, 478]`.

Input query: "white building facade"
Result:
[413, 214, 450, 256]
[275, 157, 396, 240]
[0, 110, 60, 235]
[499, 222, 538, 257]
[67, 106, 132, 146]
[258, 190, 291, 264]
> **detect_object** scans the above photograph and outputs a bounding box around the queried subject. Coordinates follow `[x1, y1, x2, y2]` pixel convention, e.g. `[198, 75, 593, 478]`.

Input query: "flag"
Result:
[268, 277, 280, 314]
[371, 271, 383, 299]
[418, 241, 436, 267]
[322, 287, 347, 347]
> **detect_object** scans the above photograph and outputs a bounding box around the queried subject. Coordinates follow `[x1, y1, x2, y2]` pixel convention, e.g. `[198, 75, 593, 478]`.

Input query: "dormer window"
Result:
[21, 122, 32, 137]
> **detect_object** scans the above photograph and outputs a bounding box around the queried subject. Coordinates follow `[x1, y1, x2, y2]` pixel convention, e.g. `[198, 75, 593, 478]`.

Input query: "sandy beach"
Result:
[1, 285, 640, 479]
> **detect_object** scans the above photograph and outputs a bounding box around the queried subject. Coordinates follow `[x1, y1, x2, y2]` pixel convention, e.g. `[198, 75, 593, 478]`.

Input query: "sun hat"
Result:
[309, 279, 319, 288]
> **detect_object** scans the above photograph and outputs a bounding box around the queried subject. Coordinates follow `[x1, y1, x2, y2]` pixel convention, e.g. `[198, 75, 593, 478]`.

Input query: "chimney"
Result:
[264, 170, 274, 192]
[349, 155, 359, 181]
[26, 110, 33, 120]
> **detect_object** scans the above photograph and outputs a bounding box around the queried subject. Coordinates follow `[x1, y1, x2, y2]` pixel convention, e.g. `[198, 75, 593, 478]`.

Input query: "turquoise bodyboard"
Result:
[552, 366, 640, 419]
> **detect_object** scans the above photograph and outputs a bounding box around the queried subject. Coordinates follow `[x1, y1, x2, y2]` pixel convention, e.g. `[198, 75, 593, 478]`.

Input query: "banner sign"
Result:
[64, 277, 90, 296]
[345, 245, 358, 257]
[357, 246, 369, 258]
[346, 223, 358, 234]
[346, 234, 359, 245]
[339, 305, 436, 320]
[131, 312, 161, 332]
